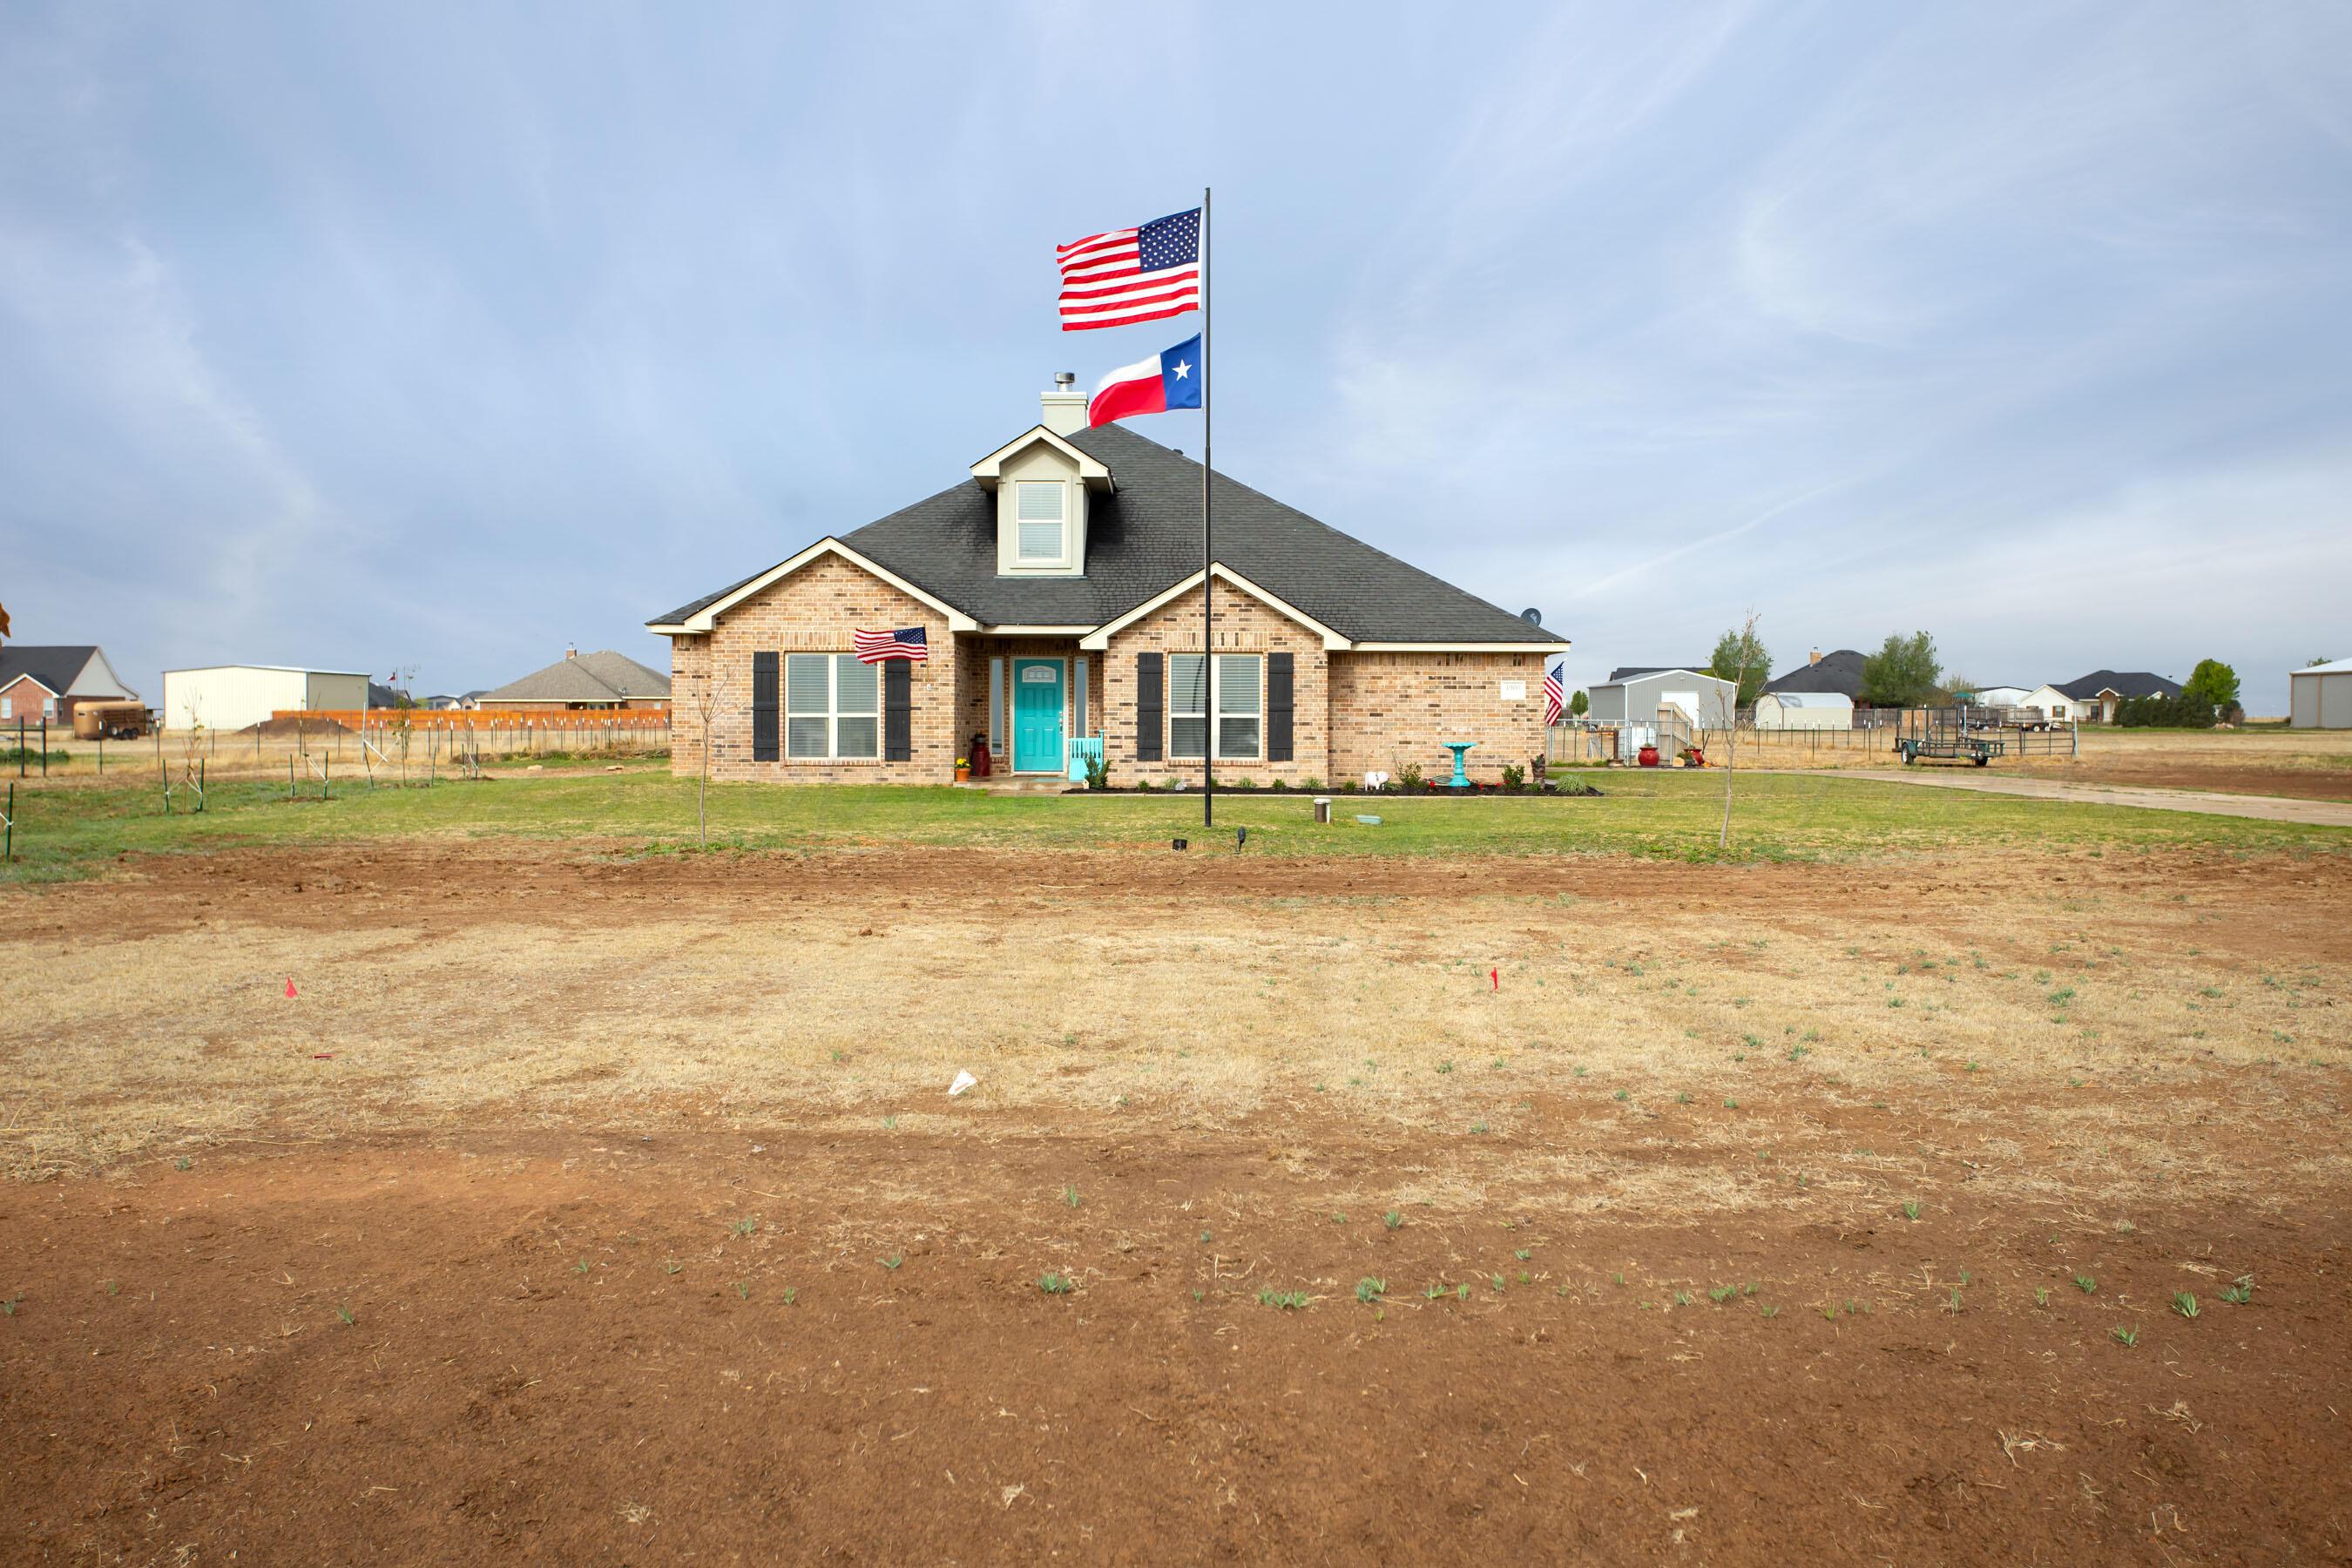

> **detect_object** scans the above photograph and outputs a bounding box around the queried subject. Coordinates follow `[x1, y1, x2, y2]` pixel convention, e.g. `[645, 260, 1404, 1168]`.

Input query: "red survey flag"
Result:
[284, 977, 298, 998]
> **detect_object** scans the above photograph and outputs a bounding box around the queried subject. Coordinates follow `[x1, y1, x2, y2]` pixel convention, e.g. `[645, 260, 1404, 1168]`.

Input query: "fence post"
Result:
[15, 719, 21, 778]
[41, 719, 48, 777]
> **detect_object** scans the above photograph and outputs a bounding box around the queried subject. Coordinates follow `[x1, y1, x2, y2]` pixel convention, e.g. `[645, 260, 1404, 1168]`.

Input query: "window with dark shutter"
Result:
[1267, 652, 1294, 762]
[751, 652, 780, 761]
[883, 659, 912, 761]
[1135, 652, 1163, 762]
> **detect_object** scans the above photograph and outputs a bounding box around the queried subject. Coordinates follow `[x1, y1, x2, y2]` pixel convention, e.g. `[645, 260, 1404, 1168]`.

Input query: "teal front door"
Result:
[1011, 659, 1064, 773]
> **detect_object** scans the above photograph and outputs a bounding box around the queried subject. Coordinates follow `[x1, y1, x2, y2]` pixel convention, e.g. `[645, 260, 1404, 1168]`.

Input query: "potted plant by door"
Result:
[954, 757, 970, 782]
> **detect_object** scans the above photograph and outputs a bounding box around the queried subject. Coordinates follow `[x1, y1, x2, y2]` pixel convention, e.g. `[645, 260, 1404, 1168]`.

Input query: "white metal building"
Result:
[1754, 690, 1853, 730]
[2290, 658, 2352, 728]
[160, 666, 372, 731]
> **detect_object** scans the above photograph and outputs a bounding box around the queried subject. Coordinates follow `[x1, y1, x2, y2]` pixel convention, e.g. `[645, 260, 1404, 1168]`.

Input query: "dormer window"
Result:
[971, 423, 1110, 578]
[1016, 482, 1068, 564]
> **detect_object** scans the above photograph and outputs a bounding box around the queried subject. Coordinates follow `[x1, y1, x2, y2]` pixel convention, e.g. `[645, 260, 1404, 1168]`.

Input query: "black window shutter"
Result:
[751, 652, 779, 761]
[1135, 652, 1163, 762]
[883, 658, 912, 761]
[1267, 652, 1294, 763]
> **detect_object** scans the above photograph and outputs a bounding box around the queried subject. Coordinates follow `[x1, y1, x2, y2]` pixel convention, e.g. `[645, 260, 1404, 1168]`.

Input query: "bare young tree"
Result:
[692, 648, 723, 848]
[1716, 611, 1761, 851]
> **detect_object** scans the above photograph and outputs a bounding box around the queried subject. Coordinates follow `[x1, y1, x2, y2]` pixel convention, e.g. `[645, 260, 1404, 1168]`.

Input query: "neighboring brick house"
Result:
[650, 386, 1568, 786]
[0, 645, 142, 732]
[477, 648, 672, 713]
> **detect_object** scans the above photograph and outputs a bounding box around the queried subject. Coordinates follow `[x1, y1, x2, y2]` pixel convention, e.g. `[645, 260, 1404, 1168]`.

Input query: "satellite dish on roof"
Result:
[1520, 607, 1543, 625]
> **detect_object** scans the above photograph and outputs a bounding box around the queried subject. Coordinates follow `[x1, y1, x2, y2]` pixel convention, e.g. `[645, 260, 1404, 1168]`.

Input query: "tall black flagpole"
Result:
[1200, 185, 1213, 829]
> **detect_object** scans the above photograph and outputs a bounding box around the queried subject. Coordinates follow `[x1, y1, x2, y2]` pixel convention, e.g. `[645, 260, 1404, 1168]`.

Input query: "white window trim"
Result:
[988, 657, 1005, 757]
[1013, 481, 1071, 569]
[1079, 564, 1349, 651]
[648, 538, 977, 635]
[1168, 652, 1262, 761]
[785, 652, 882, 761]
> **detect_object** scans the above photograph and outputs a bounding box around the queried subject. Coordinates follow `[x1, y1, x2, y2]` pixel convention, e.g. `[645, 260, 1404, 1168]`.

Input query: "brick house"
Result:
[476, 647, 672, 713]
[0, 645, 142, 733]
[649, 385, 1569, 787]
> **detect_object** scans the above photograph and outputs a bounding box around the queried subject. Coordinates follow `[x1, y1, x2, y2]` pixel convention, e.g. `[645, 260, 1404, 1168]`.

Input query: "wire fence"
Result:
[1548, 708, 2078, 766]
[128, 717, 673, 783]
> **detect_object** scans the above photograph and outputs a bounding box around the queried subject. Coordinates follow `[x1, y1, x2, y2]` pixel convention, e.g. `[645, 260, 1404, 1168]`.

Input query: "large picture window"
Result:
[1169, 653, 1260, 760]
[785, 652, 880, 760]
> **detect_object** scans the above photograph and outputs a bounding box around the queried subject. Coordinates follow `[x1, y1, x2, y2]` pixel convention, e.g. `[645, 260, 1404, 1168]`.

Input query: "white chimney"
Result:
[1041, 371, 1087, 436]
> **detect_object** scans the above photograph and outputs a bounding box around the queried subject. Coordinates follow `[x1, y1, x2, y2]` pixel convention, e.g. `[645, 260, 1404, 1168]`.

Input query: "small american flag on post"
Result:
[1543, 662, 1565, 725]
[1058, 207, 1201, 331]
[852, 627, 929, 664]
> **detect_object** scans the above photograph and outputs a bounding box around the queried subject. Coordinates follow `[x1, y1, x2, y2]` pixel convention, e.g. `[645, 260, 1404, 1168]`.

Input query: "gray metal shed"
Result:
[2290, 658, 2352, 728]
[1585, 668, 1737, 730]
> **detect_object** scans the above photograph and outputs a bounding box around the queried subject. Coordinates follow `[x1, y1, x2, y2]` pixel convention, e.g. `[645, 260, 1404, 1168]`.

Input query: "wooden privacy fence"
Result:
[273, 708, 671, 732]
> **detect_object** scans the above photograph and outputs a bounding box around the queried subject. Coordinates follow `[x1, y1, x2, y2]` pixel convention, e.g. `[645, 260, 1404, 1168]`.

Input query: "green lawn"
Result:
[0, 759, 2343, 883]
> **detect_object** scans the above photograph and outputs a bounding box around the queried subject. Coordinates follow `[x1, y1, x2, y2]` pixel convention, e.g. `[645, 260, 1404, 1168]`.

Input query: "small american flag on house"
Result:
[1058, 207, 1201, 331]
[852, 627, 929, 664]
[1543, 662, 1565, 725]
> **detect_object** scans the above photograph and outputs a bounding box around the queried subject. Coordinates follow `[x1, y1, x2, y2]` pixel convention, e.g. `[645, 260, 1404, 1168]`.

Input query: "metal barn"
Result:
[2290, 658, 2352, 728]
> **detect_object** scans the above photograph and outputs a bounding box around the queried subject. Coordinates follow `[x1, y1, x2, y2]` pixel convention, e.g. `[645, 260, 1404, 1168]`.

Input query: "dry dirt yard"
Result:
[3, 838, 2349, 1563]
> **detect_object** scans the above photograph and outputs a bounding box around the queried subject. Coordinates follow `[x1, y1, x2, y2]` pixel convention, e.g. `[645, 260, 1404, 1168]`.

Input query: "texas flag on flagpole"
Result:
[1087, 334, 1203, 428]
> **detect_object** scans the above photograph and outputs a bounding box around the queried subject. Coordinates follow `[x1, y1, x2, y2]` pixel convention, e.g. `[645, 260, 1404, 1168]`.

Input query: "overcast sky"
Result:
[4, 2, 2347, 711]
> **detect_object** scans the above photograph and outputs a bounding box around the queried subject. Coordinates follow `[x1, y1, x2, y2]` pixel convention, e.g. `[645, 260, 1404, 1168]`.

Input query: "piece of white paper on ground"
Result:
[949, 1070, 977, 1097]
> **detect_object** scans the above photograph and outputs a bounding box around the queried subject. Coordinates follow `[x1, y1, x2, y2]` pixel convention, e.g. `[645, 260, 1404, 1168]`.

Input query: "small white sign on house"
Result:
[1499, 679, 1526, 700]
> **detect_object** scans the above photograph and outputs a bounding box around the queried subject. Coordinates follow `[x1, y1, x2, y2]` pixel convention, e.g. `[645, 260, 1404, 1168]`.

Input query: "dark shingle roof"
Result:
[0, 645, 107, 697]
[2056, 669, 2180, 700]
[651, 424, 1560, 644]
[1762, 648, 1867, 697]
[483, 650, 672, 704]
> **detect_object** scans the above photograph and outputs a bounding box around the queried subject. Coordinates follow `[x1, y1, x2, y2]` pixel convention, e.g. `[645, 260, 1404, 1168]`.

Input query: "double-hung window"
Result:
[1168, 653, 1261, 760]
[1015, 482, 1066, 564]
[785, 652, 880, 760]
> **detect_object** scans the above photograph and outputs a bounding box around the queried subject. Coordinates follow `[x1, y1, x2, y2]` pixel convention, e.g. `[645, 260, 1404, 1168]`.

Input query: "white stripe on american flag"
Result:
[1059, 239, 1138, 268]
[1057, 226, 1137, 259]
[1059, 267, 1200, 302]
[1058, 274, 1201, 328]
[1059, 281, 1200, 318]
[852, 627, 928, 663]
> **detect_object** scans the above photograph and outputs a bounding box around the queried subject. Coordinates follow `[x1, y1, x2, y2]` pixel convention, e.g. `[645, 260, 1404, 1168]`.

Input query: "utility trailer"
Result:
[1893, 706, 2006, 767]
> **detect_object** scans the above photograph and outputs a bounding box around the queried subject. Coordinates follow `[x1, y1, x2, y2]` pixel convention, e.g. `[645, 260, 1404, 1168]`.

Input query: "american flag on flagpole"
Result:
[852, 627, 929, 664]
[1057, 207, 1201, 331]
[1543, 662, 1565, 725]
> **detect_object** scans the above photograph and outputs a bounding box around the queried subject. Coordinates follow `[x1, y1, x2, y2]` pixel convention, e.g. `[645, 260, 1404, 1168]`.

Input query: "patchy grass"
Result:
[3, 765, 2347, 885]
